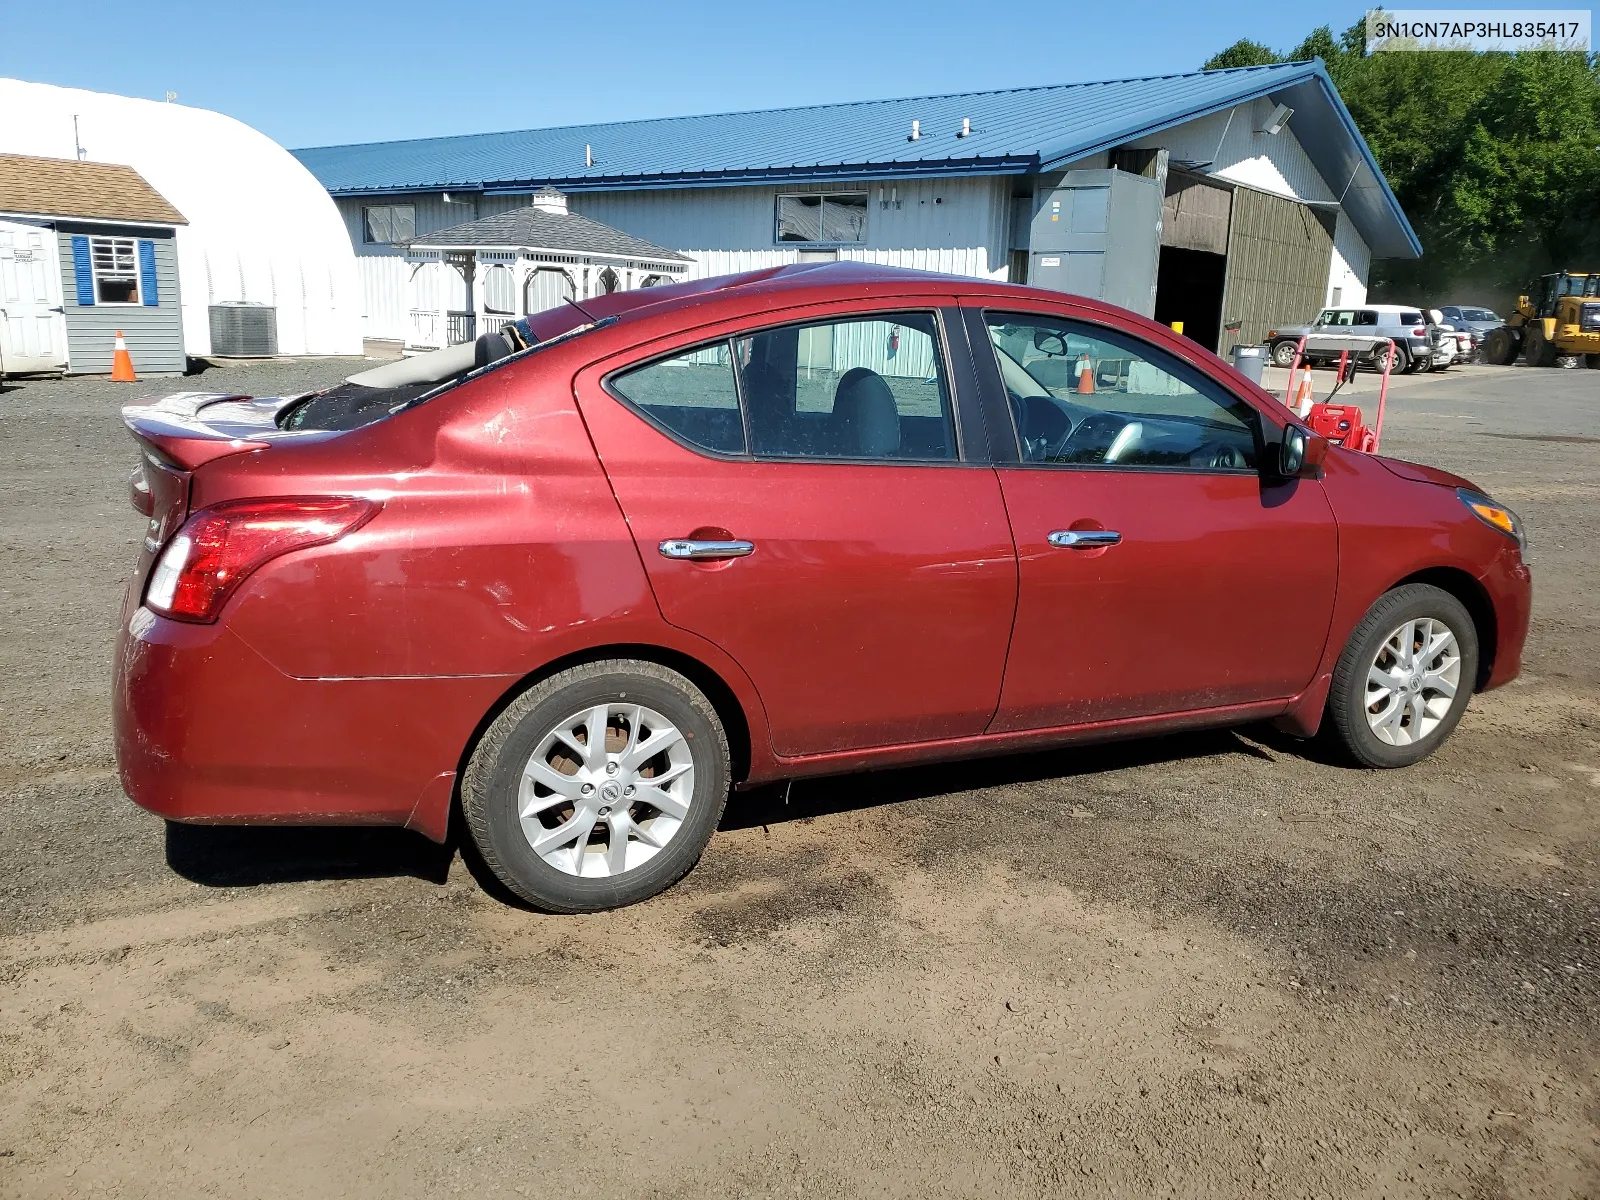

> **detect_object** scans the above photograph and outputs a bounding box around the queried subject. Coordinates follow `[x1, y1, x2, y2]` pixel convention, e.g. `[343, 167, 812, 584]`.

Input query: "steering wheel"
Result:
[1190, 440, 1249, 470]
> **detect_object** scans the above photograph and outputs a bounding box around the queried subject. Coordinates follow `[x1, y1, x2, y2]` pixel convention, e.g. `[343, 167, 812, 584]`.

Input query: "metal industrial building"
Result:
[294, 60, 1420, 353]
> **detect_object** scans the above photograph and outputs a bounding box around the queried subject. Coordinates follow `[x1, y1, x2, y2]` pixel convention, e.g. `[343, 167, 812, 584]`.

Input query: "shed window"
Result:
[90, 237, 140, 304]
[362, 204, 415, 245]
[776, 193, 868, 244]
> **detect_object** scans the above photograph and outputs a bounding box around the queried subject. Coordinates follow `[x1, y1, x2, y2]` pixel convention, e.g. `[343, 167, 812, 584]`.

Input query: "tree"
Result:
[1202, 40, 1282, 70]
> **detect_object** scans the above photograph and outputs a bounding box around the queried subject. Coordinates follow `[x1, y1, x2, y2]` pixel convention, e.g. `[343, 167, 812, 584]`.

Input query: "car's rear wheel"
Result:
[1270, 340, 1299, 368]
[1326, 584, 1479, 768]
[462, 660, 730, 912]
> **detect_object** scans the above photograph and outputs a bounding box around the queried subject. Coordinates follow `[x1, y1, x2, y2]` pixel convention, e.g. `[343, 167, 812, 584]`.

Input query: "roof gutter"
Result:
[322, 156, 1040, 198]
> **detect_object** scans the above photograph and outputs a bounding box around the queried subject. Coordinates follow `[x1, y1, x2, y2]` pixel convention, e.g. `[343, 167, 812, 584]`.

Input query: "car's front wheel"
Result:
[1325, 584, 1479, 768]
[1270, 340, 1299, 368]
[463, 660, 731, 912]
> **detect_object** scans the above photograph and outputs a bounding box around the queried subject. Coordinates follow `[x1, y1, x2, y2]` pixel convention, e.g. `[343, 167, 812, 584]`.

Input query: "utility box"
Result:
[1029, 169, 1163, 317]
[208, 302, 278, 357]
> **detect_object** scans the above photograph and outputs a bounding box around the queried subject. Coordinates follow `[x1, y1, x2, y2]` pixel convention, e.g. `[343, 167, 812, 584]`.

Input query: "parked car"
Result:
[114, 264, 1532, 912]
[1267, 305, 1434, 373]
[1431, 308, 1481, 362]
[1421, 312, 1461, 372]
[1436, 304, 1504, 348]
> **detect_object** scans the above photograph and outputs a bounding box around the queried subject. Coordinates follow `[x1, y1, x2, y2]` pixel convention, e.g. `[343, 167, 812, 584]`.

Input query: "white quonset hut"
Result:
[401, 187, 690, 349]
[0, 78, 362, 358]
[297, 60, 1420, 355]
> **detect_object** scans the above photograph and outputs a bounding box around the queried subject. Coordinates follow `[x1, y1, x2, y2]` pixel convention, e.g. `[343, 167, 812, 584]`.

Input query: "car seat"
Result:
[831, 367, 901, 457]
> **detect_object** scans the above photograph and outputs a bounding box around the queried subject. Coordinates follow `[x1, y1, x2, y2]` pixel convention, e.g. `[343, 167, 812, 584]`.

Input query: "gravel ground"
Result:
[0, 357, 1596, 1198]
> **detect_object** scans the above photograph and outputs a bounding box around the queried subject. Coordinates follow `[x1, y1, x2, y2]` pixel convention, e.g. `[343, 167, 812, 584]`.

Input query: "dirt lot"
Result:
[1, 358, 1596, 1198]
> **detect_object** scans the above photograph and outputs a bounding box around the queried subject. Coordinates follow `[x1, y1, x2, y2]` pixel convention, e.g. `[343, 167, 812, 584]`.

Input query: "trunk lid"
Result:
[123, 391, 305, 578]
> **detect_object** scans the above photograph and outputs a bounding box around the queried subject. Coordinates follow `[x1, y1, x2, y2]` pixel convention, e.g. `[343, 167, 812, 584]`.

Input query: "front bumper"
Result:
[1480, 541, 1532, 690]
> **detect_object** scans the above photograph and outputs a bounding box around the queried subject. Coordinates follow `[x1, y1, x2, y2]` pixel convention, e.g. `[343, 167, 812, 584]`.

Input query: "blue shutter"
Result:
[138, 239, 159, 306]
[71, 236, 94, 306]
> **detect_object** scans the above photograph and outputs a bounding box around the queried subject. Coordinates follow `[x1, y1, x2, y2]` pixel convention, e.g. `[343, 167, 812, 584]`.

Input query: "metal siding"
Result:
[58, 230, 184, 373]
[1328, 210, 1371, 306]
[1130, 103, 1334, 202]
[1219, 187, 1333, 349]
[571, 177, 1007, 277]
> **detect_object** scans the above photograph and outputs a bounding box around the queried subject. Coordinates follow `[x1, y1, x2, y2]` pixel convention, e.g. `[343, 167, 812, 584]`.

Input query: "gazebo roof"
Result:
[406, 203, 690, 262]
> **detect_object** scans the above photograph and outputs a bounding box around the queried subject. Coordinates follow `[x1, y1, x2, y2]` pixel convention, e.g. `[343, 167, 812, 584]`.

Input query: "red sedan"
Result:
[114, 264, 1531, 911]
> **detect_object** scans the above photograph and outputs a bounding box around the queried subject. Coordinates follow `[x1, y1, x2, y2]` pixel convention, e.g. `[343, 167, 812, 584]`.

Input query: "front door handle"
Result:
[659, 538, 756, 561]
[1047, 529, 1122, 549]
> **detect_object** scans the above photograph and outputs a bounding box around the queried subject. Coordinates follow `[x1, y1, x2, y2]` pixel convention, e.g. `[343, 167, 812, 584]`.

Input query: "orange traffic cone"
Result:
[1291, 364, 1314, 416]
[110, 331, 137, 383]
[1074, 353, 1095, 395]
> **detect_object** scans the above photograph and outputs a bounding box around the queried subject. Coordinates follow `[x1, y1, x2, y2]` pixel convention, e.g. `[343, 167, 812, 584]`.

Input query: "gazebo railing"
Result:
[446, 311, 477, 345]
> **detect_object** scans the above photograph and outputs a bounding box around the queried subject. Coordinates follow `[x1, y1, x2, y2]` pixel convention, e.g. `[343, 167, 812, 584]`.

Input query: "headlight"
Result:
[1458, 488, 1526, 550]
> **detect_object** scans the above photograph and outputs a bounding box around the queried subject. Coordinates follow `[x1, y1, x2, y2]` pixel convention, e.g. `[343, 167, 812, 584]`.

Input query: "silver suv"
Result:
[1267, 304, 1434, 374]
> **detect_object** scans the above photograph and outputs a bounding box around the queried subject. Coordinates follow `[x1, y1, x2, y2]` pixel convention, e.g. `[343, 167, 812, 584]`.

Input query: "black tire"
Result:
[1482, 327, 1516, 365]
[1399, 345, 1423, 373]
[462, 660, 731, 912]
[1525, 328, 1558, 368]
[1270, 340, 1299, 368]
[1586, 354, 1600, 370]
[1326, 584, 1479, 769]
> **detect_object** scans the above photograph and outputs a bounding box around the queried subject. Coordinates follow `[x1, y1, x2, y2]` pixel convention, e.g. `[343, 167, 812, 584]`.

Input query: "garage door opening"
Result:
[1154, 246, 1227, 353]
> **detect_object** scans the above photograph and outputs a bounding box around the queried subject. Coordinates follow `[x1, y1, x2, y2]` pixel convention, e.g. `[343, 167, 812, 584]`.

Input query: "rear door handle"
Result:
[1047, 529, 1122, 549]
[659, 538, 755, 561]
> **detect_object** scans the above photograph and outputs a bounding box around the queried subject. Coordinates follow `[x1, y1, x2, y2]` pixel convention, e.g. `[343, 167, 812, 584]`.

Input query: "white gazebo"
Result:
[401, 187, 690, 349]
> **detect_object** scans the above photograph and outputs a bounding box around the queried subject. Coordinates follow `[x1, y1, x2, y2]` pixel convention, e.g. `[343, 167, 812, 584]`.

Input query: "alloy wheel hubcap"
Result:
[518, 702, 694, 877]
[1364, 617, 1461, 746]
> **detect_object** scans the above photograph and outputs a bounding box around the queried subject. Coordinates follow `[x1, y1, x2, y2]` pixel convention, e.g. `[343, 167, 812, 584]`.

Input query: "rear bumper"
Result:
[112, 596, 513, 842]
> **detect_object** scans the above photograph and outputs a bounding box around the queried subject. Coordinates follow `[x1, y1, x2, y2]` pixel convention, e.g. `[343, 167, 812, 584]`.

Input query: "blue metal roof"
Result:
[293, 61, 1420, 259]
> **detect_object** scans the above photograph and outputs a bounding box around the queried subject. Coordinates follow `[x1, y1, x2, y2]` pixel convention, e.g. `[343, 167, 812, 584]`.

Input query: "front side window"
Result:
[90, 237, 139, 304]
[608, 311, 957, 463]
[984, 313, 1259, 471]
[776, 193, 868, 244]
[362, 204, 415, 245]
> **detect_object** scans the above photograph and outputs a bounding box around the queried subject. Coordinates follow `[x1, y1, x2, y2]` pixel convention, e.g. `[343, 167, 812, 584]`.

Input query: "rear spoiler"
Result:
[122, 391, 301, 469]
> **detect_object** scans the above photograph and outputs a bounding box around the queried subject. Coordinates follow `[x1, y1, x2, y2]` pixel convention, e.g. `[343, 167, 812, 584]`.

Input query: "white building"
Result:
[295, 60, 1420, 355]
[0, 78, 362, 358]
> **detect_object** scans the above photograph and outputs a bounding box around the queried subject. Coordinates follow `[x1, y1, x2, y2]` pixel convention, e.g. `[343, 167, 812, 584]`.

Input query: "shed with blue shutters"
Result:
[0, 153, 186, 377]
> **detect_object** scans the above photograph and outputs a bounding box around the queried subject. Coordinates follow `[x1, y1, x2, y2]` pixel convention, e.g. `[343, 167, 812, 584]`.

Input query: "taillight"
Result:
[144, 497, 380, 623]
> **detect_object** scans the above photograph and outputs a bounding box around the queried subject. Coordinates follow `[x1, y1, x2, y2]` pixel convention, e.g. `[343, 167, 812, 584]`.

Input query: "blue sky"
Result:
[6, 0, 1390, 148]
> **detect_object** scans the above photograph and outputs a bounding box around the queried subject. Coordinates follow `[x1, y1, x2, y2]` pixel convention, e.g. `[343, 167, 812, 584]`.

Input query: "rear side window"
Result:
[1400, 311, 1425, 325]
[734, 314, 956, 460]
[610, 344, 746, 454]
[607, 311, 958, 463]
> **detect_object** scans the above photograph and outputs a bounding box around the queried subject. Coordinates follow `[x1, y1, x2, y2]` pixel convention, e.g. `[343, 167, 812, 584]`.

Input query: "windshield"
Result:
[1462, 307, 1499, 321]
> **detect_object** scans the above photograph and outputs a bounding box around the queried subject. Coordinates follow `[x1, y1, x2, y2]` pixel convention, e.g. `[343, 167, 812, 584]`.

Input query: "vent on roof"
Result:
[958, 118, 971, 138]
[209, 302, 278, 357]
[908, 119, 921, 142]
[532, 187, 568, 215]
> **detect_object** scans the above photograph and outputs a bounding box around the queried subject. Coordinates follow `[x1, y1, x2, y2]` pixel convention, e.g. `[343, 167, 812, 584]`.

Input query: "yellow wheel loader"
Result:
[1482, 272, 1600, 368]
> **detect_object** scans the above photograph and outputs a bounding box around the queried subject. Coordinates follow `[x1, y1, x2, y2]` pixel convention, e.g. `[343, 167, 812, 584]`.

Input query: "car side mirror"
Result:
[1276, 424, 1328, 479]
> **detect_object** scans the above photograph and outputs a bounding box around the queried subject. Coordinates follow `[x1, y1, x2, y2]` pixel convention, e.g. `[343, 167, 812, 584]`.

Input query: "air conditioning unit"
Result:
[208, 302, 278, 357]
